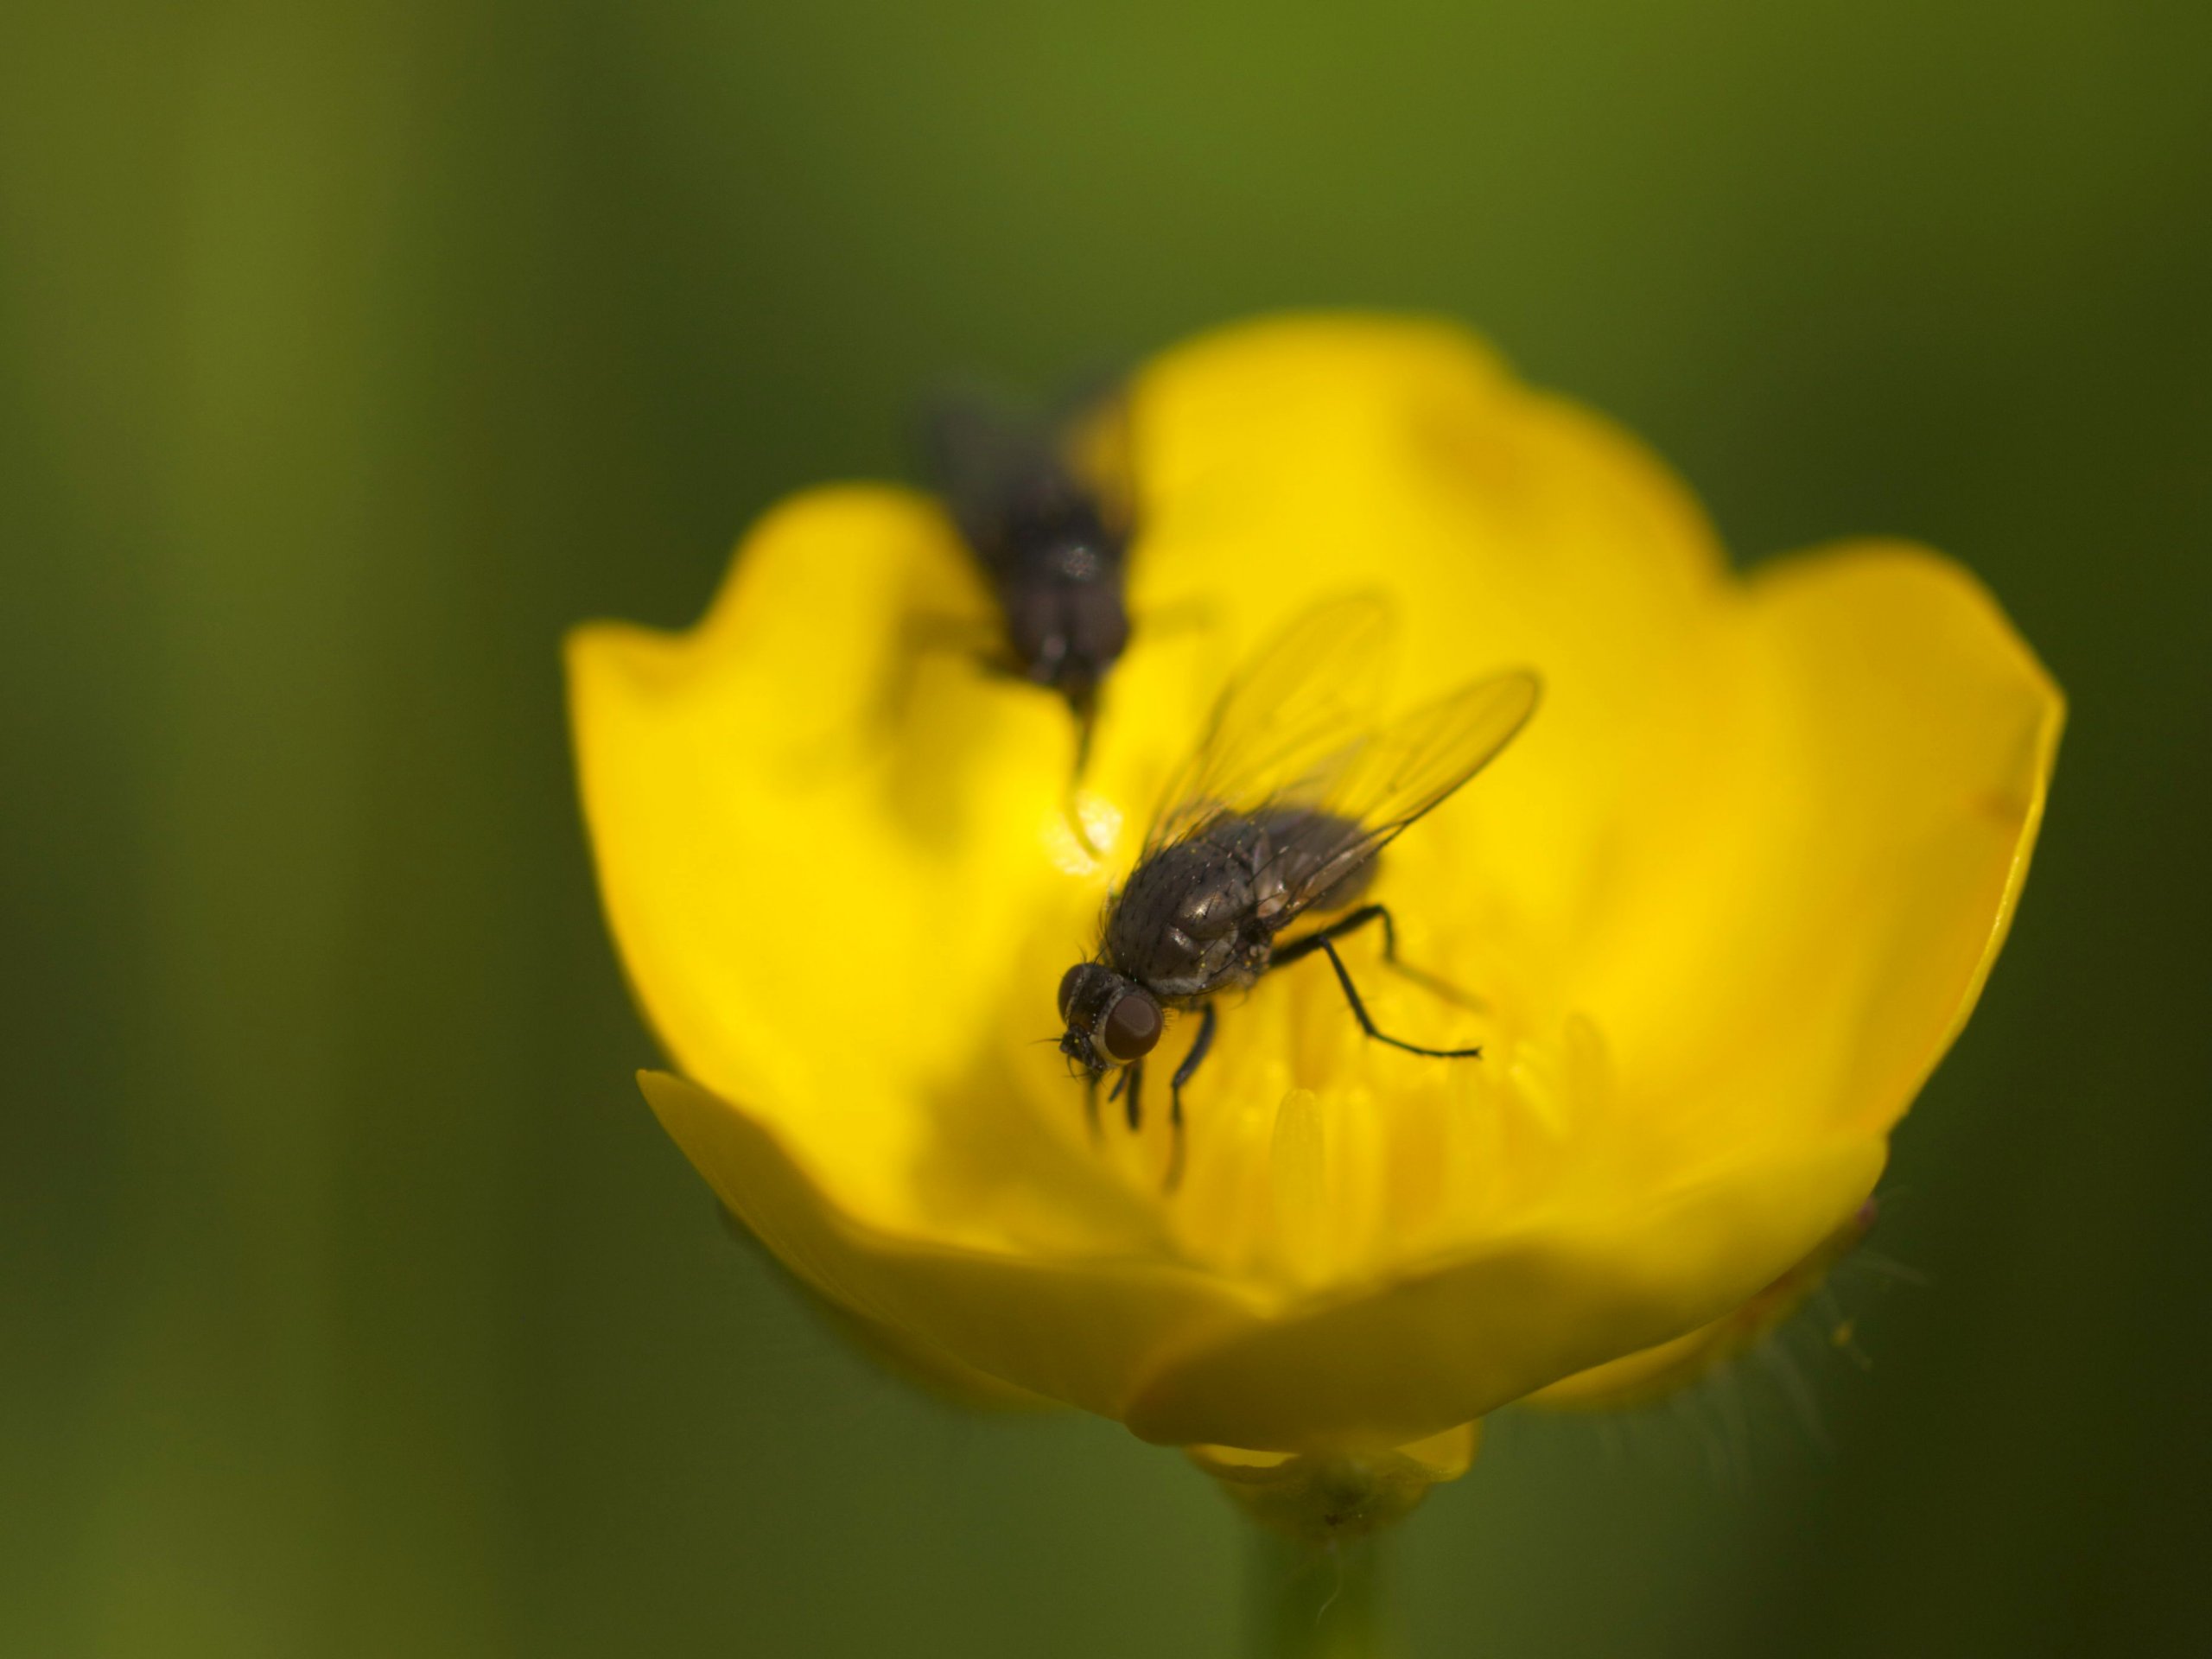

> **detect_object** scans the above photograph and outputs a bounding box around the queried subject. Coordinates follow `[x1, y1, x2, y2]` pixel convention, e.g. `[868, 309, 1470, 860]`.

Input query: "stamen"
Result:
[1008, 888, 1619, 1296]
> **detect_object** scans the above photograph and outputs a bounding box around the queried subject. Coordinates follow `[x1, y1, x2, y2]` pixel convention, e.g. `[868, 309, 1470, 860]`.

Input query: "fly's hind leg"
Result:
[1274, 906, 1484, 1059]
[1309, 937, 1483, 1060]
[1363, 904, 1486, 1013]
[1279, 905, 1484, 1011]
[904, 610, 1007, 668]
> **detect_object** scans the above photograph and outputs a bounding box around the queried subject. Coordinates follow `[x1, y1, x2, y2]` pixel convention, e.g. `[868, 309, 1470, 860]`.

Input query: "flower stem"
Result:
[1248, 1529, 1394, 1659]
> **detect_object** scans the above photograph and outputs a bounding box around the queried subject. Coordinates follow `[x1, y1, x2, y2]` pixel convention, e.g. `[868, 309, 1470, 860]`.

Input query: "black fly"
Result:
[1056, 594, 1541, 1188]
[921, 385, 1134, 777]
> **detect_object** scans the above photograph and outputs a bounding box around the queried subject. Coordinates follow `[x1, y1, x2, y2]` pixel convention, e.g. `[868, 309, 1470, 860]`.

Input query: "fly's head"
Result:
[1057, 961, 1162, 1076]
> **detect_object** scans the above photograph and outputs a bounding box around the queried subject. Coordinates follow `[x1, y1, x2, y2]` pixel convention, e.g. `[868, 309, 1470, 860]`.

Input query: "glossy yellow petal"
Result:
[569, 488, 1165, 1257]
[1510, 554, 2059, 1414]
[1570, 543, 2063, 1146]
[1126, 314, 1732, 949]
[639, 1071, 1262, 1421]
[1122, 1134, 1884, 1451]
[715, 1207, 1056, 1412]
[1527, 1197, 1878, 1410]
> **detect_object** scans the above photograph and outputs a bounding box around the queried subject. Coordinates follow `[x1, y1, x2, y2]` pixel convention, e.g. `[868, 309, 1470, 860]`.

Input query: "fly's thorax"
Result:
[1001, 474, 1121, 569]
[1105, 836, 1261, 995]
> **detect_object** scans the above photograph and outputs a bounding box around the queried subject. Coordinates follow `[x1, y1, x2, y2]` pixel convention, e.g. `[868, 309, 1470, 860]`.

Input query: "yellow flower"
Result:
[567, 314, 2060, 1465]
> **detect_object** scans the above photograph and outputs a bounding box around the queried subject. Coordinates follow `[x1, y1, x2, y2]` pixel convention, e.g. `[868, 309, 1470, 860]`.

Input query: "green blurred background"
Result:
[5, 3, 2209, 1654]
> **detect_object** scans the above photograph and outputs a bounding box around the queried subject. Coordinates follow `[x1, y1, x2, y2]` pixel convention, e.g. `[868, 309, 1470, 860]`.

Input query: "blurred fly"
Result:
[920, 385, 1135, 776]
[1055, 594, 1541, 1187]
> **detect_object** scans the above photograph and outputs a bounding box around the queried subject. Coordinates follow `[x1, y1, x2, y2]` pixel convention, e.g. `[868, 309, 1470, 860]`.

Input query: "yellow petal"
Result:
[1571, 543, 2064, 1145]
[1515, 552, 2058, 1413]
[1122, 1135, 1885, 1451]
[1126, 314, 1733, 946]
[639, 1071, 1263, 1421]
[569, 486, 1165, 1257]
[1527, 1197, 1878, 1409]
[715, 1207, 1056, 1412]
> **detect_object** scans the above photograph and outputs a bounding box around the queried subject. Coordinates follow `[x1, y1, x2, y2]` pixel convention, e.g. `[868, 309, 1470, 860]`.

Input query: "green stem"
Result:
[1248, 1529, 1393, 1659]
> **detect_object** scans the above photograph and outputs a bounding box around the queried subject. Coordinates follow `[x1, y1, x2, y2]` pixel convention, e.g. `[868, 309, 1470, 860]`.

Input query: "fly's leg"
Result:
[1274, 906, 1484, 1059]
[1375, 912, 1486, 1012]
[1272, 905, 1404, 969]
[1084, 1071, 1102, 1143]
[1309, 938, 1483, 1059]
[1069, 687, 1098, 786]
[1061, 690, 1106, 858]
[1323, 903, 1483, 1011]
[906, 611, 1007, 665]
[1164, 1002, 1217, 1192]
[1276, 905, 1484, 1011]
[1122, 1058, 1146, 1132]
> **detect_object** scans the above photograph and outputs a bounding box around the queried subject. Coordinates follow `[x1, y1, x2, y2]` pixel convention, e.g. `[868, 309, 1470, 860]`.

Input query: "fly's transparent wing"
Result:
[1320, 667, 1541, 838]
[1058, 387, 1136, 543]
[1141, 593, 1396, 857]
[918, 388, 1058, 575]
[919, 382, 1133, 574]
[1253, 666, 1542, 925]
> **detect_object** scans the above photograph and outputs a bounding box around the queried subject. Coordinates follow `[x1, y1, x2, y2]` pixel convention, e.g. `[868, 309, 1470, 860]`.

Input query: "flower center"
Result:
[1009, 842, 1622, 1294]
[1165, 930, 1617, 1289]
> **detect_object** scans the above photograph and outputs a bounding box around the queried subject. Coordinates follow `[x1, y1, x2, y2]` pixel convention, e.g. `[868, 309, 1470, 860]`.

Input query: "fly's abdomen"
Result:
[1003, 574, 1128, 692]
[1249, 808, 1376, 917]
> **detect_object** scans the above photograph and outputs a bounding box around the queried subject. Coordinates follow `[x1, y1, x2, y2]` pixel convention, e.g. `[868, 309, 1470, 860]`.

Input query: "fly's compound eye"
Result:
[1057, 964, 1089, 1024]
[1100, 990, 1163, 1065]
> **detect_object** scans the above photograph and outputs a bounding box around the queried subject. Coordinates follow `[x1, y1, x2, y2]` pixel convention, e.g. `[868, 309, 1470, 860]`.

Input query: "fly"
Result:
[921, 385, 1135, 778]
[1055, 594, 1541, 1188]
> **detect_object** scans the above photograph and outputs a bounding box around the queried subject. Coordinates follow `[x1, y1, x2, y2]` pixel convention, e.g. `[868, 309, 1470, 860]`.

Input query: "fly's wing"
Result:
[1255, 665, 1543, 925]
[1057, 383, 1137, 544]
[917, 387, 1062, 575]
[919, 383, 1132, 573]
[1141, 593, 1397, 858]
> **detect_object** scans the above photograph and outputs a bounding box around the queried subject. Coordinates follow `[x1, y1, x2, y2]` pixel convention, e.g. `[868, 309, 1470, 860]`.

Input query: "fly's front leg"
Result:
[1164, 1002, 1217, 1193]
[1122, 1057, 1146, 1132]
[903, 612, 1008, 672]
[1060, 690, 1105, 858]
[1274, 906, 1484, 1060]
